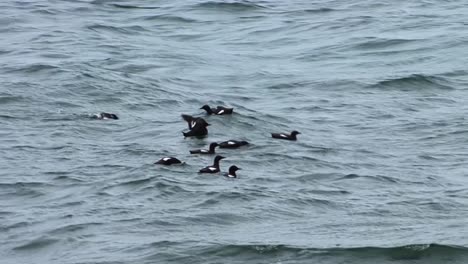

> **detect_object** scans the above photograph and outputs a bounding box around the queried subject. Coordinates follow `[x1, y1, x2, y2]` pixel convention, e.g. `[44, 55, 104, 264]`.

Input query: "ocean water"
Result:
[2, 0, 468, 263]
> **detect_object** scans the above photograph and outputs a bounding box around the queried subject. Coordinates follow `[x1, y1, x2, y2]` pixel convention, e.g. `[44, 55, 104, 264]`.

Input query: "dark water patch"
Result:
[265, 81, 311, 90]
[417, 96, 456, 104]
[12, 144, 70, 151]
[116, 217, 144, 223]
[13, 237, 60, 251]
[336, 174, 401, 184]
[87, 24, 148, 35]
[47, 200, 86, 209]
[324, 15, 376, 31]
[0, 49, 12, 55]
[48, 222, 104, 236]
[110, 3, 160, 9]
[0, 95, 26, 104]
[31, 8, 57, 15]
[418, 154, 441, 161]
[142, 14, 198, 23]
[287, 195, 335, 207]
[280, 7, 336, 15]
[194, 197, 220, 207]
[151, 181, 192, 197]
[0, 210, 14, 216]
[415, 199, 462, 211]
[198, 190, 256, 205]
[188, 243, 468, 262]
[40, 52, 72, 59]
[302, 7, 335, 13]
[419, 129, 468, 141]
[370, 74, 454, 91]
[116, 177, 154, 187]
[111, 63, 164, 74]
[0, 181, 52, 189]
[257, 152, 322, 163]
[6, 63, 62, 74]
[50, 173, 78, 181]
[1, 221, 31, 233]
[353, 37, 419, 50]
[295, 187, 350, 196]
[445, 188, 468, 196]
[338, 244, 468, 261]
[194, 1, 267, 12]
[183, 212, 249, 225]
[101, 177, 156, 195]
[291, 173, 340, 183]
[143, 219, 181, 227]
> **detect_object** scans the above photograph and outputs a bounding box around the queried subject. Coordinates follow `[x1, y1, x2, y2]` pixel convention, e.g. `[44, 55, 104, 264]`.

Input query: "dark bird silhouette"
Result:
[181, 114, 210, 137]
[224, 165, 241, 178]
[181, 114, 203, 129]
[199, 155, 225, 173]
[92, 112, 119, 120]
[200, 105, 234, 115]
[218, 140, 249, 149]
[190, 142, 218, 154]
[271, 130, 301, 141]
[154, 157, 182, 165]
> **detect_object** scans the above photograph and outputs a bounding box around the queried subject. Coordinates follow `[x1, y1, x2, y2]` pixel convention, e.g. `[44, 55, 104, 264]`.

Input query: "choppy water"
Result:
[2, 0, 468, 263]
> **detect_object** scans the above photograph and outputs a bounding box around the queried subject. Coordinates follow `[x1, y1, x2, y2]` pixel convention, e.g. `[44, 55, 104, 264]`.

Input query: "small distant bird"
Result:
[199, 155, 225, 173]
[224, 165, 241, 178]
[181, 114, 210, 137]
[190, 142, 219, 154]
[154, 157, 183, 165]
[92, 112, 119, 120]
[200, 105, 234, 115]
[271, 131, 301, 141]
[219, 140, 249, 149]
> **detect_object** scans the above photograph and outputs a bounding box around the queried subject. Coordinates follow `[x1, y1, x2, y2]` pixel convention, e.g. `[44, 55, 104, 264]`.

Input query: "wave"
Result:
[6, 63, 61, 74]
[370, 74, 454, 90]
[280, 7, 336, 14]
[194, 1, 267, 12]
[138, 243, 468, 263]
[0, 95, 25, 104]
[195, 243, 468, 260]
[302, 7, 335, 13]
[110, 4, 159, 9]
[141, 14, 198, 23]
[89, 0, 159, 9]
[87, 24, 148, 35]
[336, 173, 404, 184]
[354, 37, 419, 50]
[13, 236, 60, 251]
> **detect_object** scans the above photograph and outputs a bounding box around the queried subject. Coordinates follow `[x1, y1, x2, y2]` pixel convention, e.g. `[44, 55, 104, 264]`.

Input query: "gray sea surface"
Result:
[1, 0, 468, 263]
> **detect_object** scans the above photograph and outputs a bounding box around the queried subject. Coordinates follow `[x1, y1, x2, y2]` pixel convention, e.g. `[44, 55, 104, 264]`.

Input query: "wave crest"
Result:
[195, 1, 267, 11]
[370, 74, 454, 90]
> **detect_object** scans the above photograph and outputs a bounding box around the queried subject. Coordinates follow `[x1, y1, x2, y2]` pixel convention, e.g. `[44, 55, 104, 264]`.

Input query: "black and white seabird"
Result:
[190, 142, 218, 154]
[181, 114, 210, 137]
[92, 112, 119, 120]
[271, 131, 301, 141]
[224, 165, 241, 178]
[218, 140, 249, 149]
[199, 155, 225, 173]
[200, 105, 233, 115]
[154, 157, 183, 165]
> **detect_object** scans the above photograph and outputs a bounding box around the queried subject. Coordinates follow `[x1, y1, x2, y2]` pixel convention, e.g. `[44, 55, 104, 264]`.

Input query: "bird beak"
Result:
[206, 123, 211, 126]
